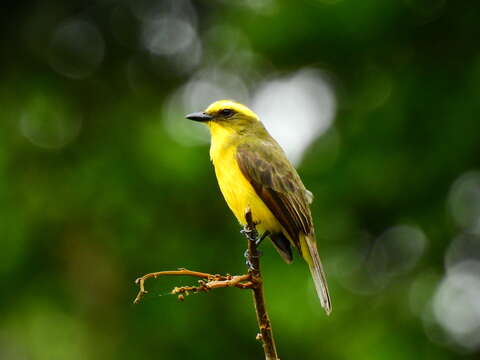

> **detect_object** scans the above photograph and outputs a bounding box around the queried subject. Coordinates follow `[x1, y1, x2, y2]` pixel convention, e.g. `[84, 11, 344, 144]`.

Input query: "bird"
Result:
[186, 100, 331, 315]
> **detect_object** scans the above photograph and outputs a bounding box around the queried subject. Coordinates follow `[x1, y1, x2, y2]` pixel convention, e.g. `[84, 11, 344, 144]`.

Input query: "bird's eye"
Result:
[220, 109, 234, 117]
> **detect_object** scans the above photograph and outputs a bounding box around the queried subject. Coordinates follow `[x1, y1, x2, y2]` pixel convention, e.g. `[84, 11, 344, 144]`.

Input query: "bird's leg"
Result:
[242, 225, 258, 269]
[240, 225, 258, 243]
[242, 229, 269, 270]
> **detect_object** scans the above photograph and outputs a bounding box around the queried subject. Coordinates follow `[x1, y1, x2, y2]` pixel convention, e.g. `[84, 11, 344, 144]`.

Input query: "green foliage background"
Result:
[1, 1, 479, 359]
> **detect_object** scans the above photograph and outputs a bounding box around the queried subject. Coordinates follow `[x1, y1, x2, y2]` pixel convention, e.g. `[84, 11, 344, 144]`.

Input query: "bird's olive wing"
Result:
[236, 142, 313, 247]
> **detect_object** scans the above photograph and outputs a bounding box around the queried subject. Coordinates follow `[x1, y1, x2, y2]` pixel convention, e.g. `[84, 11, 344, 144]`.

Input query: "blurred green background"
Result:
[2, 0, 480, 359]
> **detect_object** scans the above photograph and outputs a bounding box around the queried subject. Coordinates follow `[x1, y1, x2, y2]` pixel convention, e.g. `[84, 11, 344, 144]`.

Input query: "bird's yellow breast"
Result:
[209, 123, 281, 234]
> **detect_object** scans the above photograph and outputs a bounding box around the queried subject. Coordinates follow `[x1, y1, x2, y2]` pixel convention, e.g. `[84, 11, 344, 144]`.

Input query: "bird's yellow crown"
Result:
[205, 100, 259, 120]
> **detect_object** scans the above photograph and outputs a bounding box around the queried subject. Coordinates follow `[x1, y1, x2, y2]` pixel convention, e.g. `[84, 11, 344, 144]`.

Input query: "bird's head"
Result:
[185, 100, 260, 134]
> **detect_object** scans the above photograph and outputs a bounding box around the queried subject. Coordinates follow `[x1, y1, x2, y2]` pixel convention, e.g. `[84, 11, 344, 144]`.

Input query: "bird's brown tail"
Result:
[301, 234, 332, 315]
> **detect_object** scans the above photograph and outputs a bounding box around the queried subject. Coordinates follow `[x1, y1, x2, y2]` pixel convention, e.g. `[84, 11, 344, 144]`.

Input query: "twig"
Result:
[134, 269, 253, 304]
[133, 209, 280, 360]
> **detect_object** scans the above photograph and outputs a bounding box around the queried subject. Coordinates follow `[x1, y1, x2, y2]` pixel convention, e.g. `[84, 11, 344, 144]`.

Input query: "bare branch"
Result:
[134, 269, 253, 304]
[133, 209, 280, 360]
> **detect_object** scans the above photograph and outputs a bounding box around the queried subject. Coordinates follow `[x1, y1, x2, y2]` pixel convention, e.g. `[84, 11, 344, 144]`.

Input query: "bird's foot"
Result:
[240, 227, 258, 243]
[244, 249, 263, 271]
[242, 231, 270, 271]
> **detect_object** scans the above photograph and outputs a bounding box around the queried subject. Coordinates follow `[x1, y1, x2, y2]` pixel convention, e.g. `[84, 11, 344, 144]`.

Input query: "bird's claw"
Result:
[244, 249, 262, 271]
[241, 224, 265, 271]
[246, 258, 256, 271]
[240, 228, 258, 242]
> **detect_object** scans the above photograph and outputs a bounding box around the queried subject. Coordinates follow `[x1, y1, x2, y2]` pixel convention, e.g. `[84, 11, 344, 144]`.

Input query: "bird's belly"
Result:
[213, 150, 281, 234]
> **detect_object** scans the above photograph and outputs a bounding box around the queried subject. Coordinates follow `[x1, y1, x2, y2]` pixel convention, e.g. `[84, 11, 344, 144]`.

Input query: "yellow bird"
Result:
[186, 100, 332, 314]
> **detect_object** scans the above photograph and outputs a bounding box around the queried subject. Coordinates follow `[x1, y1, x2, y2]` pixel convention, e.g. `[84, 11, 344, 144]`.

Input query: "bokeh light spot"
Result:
[333, 225, 427, 295]
[129, 0, 197, 26]
[252, 68, 337, 164]
[445, 233, 480, 270]
[48, 19, 105, 79]
[136, 0, 201, 74]
[448, 171, 480, 234]
[148, 36, 202, 75]
[376, 224, 427, 276]
[433, 261, 480, 351]
[19, 95, 82, 149]
[142, 17, 195, 56]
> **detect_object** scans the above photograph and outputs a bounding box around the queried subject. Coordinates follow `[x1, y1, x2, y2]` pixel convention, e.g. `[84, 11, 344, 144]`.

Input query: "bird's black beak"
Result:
[185, 112, 213, 122]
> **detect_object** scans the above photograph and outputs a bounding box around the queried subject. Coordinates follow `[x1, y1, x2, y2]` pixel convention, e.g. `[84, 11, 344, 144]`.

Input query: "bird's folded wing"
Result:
[236, 142, 313, 247]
